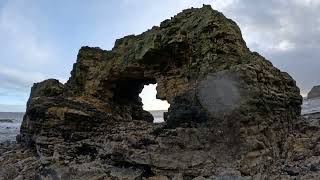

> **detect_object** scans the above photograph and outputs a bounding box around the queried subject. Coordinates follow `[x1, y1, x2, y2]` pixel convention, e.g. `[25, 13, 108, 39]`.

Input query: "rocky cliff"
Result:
[2, 5, 320, 180]
[307, 85, 320, 99]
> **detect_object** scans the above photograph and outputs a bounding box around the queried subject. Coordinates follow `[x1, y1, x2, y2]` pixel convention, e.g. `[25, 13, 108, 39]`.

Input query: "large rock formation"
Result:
[307, 85, 320, 99]
[3, 5, 320, 180]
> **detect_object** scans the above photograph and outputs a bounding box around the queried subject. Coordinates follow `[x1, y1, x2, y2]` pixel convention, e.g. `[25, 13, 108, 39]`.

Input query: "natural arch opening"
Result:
[139, 84, 170, 123]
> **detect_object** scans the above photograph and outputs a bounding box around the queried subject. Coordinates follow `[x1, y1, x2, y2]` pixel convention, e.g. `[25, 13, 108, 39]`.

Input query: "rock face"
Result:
[2, 5, 317, 180]
[307, 85, 320, 99]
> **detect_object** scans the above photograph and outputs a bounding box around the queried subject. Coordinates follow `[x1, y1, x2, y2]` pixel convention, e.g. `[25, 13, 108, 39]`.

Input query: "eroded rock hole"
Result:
[139, 84, 169, 123]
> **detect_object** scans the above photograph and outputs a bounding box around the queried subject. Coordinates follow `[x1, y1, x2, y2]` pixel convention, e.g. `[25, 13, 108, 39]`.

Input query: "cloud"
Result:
[0, 66, 67, 98]
[292, 0, 320, 7]
[209, 0, 320, 95]
[0, 65, 67, 111]
[0, 67, 47, 90]
[0, 0, 68, 112]
[274, 40, 295, 51]
[0, 66, 54, 111]
[1, 0, 320, 112]
[0, 1, 49, 93]
[0, 0, 57, 66]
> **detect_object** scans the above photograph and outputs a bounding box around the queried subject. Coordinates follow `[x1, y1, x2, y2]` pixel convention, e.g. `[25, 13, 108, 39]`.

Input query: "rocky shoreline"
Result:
[0, 5, 319, 180]
[1, 114, 319, 179]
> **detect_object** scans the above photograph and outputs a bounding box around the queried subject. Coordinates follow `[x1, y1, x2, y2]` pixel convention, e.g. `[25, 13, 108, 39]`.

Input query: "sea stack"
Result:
[3, 5, 320, 180]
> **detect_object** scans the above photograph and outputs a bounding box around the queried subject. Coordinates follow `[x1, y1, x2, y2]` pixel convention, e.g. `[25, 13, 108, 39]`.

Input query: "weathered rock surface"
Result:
[2, 5, 318, 180]
[307, 85, 320, 99]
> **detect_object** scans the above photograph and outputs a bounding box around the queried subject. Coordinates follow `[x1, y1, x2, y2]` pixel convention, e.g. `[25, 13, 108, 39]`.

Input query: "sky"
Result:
[0, 0, 319, 112]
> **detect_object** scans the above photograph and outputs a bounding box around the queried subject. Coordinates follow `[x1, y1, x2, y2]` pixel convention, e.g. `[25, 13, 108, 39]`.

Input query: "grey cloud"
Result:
[0, 68, 46, 91]
[0, 0, 319, 111]
[215, 0, 320, 95]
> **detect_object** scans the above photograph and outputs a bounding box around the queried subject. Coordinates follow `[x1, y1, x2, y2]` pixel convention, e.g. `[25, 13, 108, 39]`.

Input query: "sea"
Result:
[0, 111, 166, 143]
[0, 112, 24, 143]
[150, 110, 166, 123]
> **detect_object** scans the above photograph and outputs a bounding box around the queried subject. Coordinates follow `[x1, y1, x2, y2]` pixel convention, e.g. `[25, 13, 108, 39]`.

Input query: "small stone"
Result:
[310, 164, 319, 171]
[283, 167, 299, 176]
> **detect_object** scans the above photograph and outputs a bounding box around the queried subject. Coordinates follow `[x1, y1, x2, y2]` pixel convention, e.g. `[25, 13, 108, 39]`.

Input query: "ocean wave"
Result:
[0, 119, 14, 123]
[0, 112, 24, 143]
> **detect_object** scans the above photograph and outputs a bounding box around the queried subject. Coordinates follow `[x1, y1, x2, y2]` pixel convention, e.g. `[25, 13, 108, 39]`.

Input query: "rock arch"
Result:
[18, 5, 303, 178]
